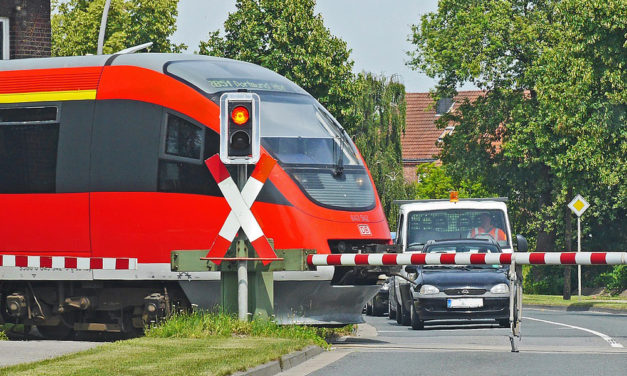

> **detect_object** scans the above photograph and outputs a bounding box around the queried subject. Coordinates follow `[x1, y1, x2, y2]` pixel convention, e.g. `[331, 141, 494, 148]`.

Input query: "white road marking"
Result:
[524, 316, 624, 348]
[377, 328, 499, 333]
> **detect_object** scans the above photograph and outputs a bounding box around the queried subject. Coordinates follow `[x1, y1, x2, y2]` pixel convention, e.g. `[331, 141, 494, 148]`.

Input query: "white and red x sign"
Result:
[205, 153, 278, 265]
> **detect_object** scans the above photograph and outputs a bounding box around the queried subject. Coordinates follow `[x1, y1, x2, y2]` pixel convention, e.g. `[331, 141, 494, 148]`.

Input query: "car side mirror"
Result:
[405, 265, 418, 273]
[516, 235, 528, 253]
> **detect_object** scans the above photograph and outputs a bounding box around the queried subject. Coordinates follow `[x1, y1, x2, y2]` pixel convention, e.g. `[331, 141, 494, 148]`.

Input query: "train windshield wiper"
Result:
[333, 137, 344, 176]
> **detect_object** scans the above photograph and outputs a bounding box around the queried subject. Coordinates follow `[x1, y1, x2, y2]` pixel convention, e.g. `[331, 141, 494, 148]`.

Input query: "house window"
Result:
[0, 17, 9, 60]
[435, 97, 454, 115]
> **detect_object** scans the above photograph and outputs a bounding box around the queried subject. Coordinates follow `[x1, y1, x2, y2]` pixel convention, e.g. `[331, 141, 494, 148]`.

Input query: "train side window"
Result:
[162, 114, 204, 162]
[0, 106, 60, 193]
[158, 113, 220, 196]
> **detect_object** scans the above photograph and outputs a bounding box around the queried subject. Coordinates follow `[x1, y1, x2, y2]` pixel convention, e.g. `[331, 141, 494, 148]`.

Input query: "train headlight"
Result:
[419, 285, 440, 295]
[490, 283, 509, 294]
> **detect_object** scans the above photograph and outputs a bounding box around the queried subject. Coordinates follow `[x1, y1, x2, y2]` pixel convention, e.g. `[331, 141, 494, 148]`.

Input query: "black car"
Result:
[365, 277, 390, 316]
[405, 239, 510, 330]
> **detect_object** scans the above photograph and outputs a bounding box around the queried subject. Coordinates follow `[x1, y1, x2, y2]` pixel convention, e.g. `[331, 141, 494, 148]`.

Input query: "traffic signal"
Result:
[219, 92, 260, 164]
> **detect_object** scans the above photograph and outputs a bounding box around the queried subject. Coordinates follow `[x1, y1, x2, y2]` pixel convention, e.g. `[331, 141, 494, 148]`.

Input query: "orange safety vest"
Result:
[469, 226, 507, 241]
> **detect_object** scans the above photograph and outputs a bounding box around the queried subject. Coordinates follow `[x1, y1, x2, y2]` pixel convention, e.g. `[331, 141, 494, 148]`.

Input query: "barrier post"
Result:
[508, 258, 521, 352]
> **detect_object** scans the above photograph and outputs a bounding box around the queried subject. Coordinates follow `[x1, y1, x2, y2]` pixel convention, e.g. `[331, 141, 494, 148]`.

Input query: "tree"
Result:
[52, 0, 185, 56]
[198, 0, 355, 126]
[348, 73, 410, 226]
[409, 0, 626, 293]
[411, 163, 494, 200]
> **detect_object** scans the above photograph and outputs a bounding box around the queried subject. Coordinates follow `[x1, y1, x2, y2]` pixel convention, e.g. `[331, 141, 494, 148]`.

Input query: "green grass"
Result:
[0, 337, 311, 376]
[523, 294, 627, 311]
[0, 312, 352, 376]
[144, 311, 353, 346]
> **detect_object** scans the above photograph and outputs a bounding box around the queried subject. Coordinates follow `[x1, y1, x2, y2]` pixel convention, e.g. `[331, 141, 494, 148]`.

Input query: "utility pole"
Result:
[97, 0, 112, 54]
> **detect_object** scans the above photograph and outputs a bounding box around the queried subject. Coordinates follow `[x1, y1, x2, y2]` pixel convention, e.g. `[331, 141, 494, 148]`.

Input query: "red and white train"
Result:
[0, 53, 391, 338]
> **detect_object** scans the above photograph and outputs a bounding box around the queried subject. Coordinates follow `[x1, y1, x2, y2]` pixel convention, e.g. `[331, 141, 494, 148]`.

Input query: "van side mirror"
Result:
[405, 265, 418, 273]
[516, 235, 528, 253]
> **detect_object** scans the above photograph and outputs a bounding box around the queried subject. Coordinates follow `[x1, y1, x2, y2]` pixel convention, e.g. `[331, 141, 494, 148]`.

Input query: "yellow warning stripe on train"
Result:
[0, 90, 97, 103]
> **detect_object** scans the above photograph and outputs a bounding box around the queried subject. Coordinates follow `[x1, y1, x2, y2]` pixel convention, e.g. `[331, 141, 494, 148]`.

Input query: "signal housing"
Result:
[220, 92, 260, 164]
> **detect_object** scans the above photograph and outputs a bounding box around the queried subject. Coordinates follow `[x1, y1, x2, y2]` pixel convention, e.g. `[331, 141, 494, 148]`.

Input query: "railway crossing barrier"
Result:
[306, 251, 626, 352]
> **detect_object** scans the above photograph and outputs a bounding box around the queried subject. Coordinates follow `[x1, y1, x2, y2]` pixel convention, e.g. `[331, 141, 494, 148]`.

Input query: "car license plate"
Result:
[447, 298, 483, 308]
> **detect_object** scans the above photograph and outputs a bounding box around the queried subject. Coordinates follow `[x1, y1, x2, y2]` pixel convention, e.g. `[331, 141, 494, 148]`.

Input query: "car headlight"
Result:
[381, 283, 389, 291]
[490, 283, 509, 294]
[419, 285, 440, 295]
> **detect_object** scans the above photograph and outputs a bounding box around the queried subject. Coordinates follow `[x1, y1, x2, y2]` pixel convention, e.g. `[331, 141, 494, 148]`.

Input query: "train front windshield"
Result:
[259, 93, 375, 210]
[165, 59, 376, 211]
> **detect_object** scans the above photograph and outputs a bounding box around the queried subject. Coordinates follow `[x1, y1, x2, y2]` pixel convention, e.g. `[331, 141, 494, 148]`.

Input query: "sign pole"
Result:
[577, 216, 581, 298]
[568, 194, 589, 299]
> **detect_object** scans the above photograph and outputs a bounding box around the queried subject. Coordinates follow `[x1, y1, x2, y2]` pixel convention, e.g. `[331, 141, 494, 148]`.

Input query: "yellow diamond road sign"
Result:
[568, 194, 590, 217]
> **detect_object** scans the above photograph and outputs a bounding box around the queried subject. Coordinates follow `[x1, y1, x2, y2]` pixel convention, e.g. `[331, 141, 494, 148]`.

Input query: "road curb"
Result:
[524, 304, 627, 314]
[232, 345, 324, 376]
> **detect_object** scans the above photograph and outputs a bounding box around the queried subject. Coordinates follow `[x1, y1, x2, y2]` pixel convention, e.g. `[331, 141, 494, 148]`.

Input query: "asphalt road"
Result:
[281, 308, 627, 376]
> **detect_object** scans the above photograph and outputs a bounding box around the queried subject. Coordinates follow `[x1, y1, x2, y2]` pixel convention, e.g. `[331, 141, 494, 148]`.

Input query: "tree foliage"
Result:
[411, 163, 494, 200]
[348, 73, 410, 226]
[52, 0, 185, 56]
[198, 0, 356, 126]
[409, 0, 626, 258]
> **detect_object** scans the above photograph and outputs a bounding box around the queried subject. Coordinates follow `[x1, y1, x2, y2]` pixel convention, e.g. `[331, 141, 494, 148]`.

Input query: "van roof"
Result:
[399, 200, 508, 215]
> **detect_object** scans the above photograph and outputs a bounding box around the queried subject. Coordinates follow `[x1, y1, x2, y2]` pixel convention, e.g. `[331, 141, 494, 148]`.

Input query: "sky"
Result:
[170, 0, 448, 93]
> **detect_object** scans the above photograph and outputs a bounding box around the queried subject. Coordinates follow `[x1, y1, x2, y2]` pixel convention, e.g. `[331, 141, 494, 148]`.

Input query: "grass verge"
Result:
[0, 337, 311, 376]
[0, 312, 353, 376]
[523, 294, 627, 311]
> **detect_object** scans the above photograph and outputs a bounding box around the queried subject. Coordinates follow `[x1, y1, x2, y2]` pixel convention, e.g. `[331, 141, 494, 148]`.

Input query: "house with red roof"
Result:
[401, 91, 484, 182]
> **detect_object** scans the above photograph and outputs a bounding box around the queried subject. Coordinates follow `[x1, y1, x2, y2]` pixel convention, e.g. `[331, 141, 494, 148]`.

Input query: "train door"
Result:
[0, 101, 92, 256]
[89, 100, 223, 270]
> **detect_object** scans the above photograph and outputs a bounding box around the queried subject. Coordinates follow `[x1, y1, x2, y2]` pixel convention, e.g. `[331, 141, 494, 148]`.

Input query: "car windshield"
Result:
[407, 209, 510, 248]
[426, 244, 500, 254]
[424, 243, 502, 269]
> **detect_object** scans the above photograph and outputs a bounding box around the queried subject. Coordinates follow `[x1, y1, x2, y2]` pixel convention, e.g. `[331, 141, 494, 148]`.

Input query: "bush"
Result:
[597, 265, 627, 295]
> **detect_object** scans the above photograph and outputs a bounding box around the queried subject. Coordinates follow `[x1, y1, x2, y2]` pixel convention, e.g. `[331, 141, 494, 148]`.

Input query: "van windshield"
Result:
[406, 209, 510, 248]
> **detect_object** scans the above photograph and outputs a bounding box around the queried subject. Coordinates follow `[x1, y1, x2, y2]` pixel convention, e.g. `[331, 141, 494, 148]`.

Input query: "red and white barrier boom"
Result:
[306, 252, 627, 266]
[307, 251, 625, 353]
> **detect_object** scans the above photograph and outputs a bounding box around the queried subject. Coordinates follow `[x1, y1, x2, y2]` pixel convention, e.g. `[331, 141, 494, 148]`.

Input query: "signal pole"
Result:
[237, 164, 248, 322]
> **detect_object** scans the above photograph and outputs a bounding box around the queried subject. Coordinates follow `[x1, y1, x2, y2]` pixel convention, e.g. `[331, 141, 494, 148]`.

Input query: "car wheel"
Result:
[387, 298, 395, 320]
[498, 319, 509, 328]
[395, 302, 403, 324]
[399, 301, 410, 326]
[365, 300, 373, 316]
[410, 300, 424, 330]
